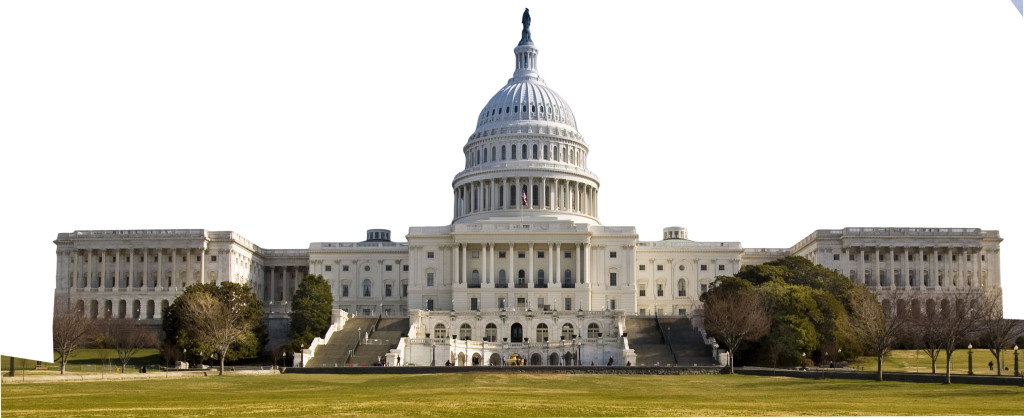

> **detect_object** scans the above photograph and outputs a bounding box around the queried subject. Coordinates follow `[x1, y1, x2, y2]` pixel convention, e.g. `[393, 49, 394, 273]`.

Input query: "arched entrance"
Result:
[471, 353, 481, 366]
[457, 352, 467, 366]
[563, 351, 575, 366]
[489, 353, 501, 366]
[510, 323, 523, 343]
[549, 353, 560, 365]
[530, 353, 542, 365]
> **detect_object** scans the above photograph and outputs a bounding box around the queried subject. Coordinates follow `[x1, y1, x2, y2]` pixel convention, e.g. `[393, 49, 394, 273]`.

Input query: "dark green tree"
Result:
[162, 282, 266, 374]
[699, 277, 771, 373]
[287, 274, 335, 350]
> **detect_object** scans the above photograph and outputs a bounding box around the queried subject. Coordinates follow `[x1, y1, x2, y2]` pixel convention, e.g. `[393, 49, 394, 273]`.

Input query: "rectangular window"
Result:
[833, 254, 840, 261]
[610, 251, 617, 258]
[386, 265, 393, 271]
[609, 299, 616, 310]
[678, 288, 686, 297]
[211, 256, 217, 262]
[98, 256, 102, 262]
[342, 285, 349, 297]
[678, 308, 687, 316]
[427, 272, 434, 286]
[402, 284, 407, 297]
[197, 256, 201, 262]
[470, 297, 479, 311]
[656, 265, 664, 271]
[639, 309, 646, 316]
[718, 265, 725, 271]
[849, 254, 855, 261]
[639, 285, 646, 297]
[657, 284, 664, 297]
[385, 284, 392, 297]
[610, 272, 617, 286]
[938, 255, 943, 261]
[403, 265, 409, 271]
[518, 252, 526, 259]
[498, 297, 506, 309]
[472, 251, 480, 259]
[168, 256, 172, 262]
[908, 255, 914, 261]
[564, 252, 571, 258]
[880, 255, 885, 261]
[427, 252, 435, 259]
[325, 265, 332, 272]
[639, 265, 646, 271]
[537, 298, 544, 310]
[499, 251, 506, 258]
[426, 299, 434, 310]
[952, 255, 957, 261]
[701, 284, 708, 294]
[894, 255, 900, 261]
[343, 265, 350, 272]
[517, 298, 526, 309]
[864, 254, 870, 261]
[923, 255, 929, 261]
[700, 265, 707, 271]
[564, 298, 572, 311]
[537, 251, 545, 258]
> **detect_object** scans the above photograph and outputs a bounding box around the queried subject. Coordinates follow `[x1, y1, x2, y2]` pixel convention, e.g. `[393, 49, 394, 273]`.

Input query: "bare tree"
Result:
[849, 290, 911, 381]
[52, 307, 95, 374]
[103, 319, 158, 373]
[934, 290, 987, 384]
[700, 288, 771, 373]
[178, 290, 255, 375]
[977, 290, 1023, 376]
[908, 305, 945, 374]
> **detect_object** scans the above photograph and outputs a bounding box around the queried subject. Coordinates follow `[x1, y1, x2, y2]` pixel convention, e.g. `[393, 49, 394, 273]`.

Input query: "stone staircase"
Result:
[347, 318, 409, 366]
[305, 317, 378, 368]
[625, 317, 715, 366]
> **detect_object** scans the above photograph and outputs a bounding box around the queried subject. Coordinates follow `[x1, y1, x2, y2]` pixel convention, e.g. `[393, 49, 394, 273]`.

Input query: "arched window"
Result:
[511, 145, 517, 160]
[497, 270, 507, 288]
[470, 270, 481, 288]
[459, 323, 472, 340]
[553, 147, 558, 161]
[677, 279, 686, 297]
[544, 145, 549, 160]
[146, 300, 155, 319]
[90, 300, 99, 319]
[537, 269, 545, 287]
[561, 323, 575, 340]
[491, 147, 496, 161]
[564, 269, 572, 286]
[363, 279, 372, 297]
[433, 324, 447, 339]
[132, 300, 141, 319]
[532, 185, 538, 206]
[521, 144, 527, 159]
[532, 144, 538, 159]
[536, 323, 549, 342]
[501, 145, 507, 160]
[587, 323, 600, 338]
[517, 269, 526, 288]
[485, 323, 497, 342]
[483, 149, 487, 163]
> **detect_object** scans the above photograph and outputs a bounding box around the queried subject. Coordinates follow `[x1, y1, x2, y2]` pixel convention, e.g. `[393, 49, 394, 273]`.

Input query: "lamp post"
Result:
[1014, 345, 1019, 377]
[968, 344, 973, 375]
[300, 343, 305, 367]
[802, 352, 806, 371]
[281, 351, 285, 369]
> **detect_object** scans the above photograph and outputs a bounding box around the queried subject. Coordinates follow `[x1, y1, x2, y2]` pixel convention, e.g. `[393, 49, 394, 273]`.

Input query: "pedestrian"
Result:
[989, 361, 994, 371]
[608, 357, 614, 366]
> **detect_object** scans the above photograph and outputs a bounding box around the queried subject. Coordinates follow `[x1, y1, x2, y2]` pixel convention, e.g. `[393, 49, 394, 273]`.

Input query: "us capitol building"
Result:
[52, 10, 1002, 367]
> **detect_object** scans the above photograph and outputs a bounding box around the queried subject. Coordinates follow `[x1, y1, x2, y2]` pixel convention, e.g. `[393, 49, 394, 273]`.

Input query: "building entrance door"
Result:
[510, 323, 523, 342]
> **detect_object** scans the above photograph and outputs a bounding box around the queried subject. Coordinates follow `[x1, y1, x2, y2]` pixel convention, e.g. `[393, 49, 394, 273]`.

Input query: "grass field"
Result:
[3, 373, 1023, 417]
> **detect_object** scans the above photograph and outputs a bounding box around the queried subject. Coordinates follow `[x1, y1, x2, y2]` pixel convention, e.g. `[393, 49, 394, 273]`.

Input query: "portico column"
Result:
[101, 250, 108, 288]
[917, 247, 925, 288]
[555, 243, 561, 287]
[528, 177, 533, 209]
[575, 243, 581, 284]
[528, 243, 534, 288]
[902, 247, 909, 287]
[114, 250, 121, 290]
[481, 243, 488, 285]
[508, 242, 514, 286]
[582, 243, 589, 286]
[548, 243, 554, 287]
[490, 243, 496, 285]
[461, 244, 468, 286]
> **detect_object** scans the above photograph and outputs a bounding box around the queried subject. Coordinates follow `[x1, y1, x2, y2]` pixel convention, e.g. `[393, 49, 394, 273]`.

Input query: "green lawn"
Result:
[3, 349, 164, 374]
[3, 373, 1023, 417]
[847, 349, 1020, 375]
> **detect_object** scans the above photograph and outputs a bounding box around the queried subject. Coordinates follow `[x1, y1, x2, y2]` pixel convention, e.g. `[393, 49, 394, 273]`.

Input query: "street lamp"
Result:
[802, 352, 806, 371]
[183, 348, 187, 369]
[968, 344, 974, 375]
[1014, 345, 1019, 377]
[300, 343, 305, 367]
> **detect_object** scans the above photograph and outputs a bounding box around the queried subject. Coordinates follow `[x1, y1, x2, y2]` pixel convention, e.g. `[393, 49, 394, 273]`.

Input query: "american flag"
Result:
[522, 190, 528, 206]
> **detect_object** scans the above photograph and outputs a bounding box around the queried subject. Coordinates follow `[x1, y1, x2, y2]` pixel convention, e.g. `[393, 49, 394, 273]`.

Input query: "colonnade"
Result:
[448, 241, 590, 290]
[842, 246, 988, 290]
[263, 265, 306, 302]
[453, 177, 597, 219]
[67, 247, 207, 290]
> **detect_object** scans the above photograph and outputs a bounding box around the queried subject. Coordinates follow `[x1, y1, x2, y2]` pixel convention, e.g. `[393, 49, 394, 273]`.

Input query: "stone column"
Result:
[461, 244, 467, 286]
[581, 243, 589, 285]
[575, 243, 581, 285]
[548, 243, 554, 287]
[902, 247, 909, 288]
[508, 242, 514, 286]
[528, 243, 535, 288]
[481, 243, 488, 285]
[142, 248, 149, 288]
[555, 243, 562, 287]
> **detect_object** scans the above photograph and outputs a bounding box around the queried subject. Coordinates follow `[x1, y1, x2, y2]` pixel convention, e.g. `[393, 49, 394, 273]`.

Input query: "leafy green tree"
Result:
[162, 282, 266, 374]
[287, 274, 335, 350]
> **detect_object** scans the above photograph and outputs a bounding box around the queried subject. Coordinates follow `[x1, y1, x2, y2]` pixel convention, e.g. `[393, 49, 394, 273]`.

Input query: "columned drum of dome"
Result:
[452, 9, 599, 225]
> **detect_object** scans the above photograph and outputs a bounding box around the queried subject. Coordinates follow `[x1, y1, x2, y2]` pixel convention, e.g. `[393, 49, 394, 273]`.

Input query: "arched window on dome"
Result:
[532, 104, 536, 113]
[514, 105, 519, 113]
[532, 185, 539, 207]
[509, 185, 516, 207]
[562, 147, 567, 162]
[501, 145, 507, 160]
[506, 106, 510, 114]
[553, 146, 558, 161]
[491, 147, 495, 162]
[521, 144, 527, 159]
[544, 145, 549, 160]
[511, 145, 517, 160]
[476, 150, 480, 166]
[532, 144, 538, 159]
[499, 185, 504, 208]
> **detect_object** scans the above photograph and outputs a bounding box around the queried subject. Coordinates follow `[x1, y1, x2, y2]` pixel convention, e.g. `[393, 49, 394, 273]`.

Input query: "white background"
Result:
[2, 1, 1021, 361]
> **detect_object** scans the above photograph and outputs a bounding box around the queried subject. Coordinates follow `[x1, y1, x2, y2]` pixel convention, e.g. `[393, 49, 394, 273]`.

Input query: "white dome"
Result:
[476, 79, 577, 130]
